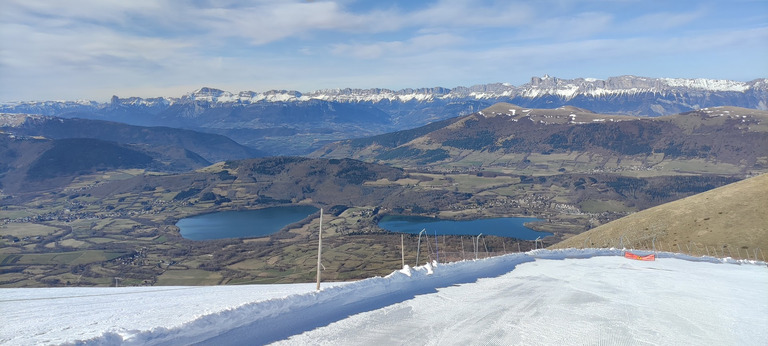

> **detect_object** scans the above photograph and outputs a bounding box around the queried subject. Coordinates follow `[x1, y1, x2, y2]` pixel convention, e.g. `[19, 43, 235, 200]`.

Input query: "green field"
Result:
[0, 223, 59, 238]
[4, 250, 127, 266]
[155, 269, 223, 286]
[579, 199, 634, 213]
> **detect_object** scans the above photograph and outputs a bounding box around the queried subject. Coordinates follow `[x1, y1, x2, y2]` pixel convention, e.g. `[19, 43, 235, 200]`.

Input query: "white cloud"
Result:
[2, 0, 163, 24]
[188, 0, 536, 46]
[332, 41, 402, 59]
[331, 33, 463, 59]
[513, 11, 614, 41]
[410, 33, 465, 49]
[1, 22, 191, 70]
[199, 2, 353, 45]
[624, 8, 707, 32]
[413, 0, 535, 28]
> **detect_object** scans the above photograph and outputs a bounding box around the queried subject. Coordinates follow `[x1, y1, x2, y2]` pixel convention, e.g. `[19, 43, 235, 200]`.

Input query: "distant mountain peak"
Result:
[193, 87, 226, 95]
[184, 87, 233, 102]
[1, 76, 766, 125]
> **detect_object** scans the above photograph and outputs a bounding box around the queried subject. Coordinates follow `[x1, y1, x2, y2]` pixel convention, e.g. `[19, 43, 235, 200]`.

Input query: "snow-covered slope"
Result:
[2, 249, 765, 345]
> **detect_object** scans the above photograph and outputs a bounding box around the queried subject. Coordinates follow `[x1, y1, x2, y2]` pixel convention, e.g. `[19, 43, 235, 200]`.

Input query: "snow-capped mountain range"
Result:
[122, 75, 768, 104]
[2, 75, 766, 155]
[3, 75, 766, 111]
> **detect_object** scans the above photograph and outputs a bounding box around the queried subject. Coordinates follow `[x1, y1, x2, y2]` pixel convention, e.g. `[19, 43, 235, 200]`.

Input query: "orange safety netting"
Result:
[624, 252, 656, 261]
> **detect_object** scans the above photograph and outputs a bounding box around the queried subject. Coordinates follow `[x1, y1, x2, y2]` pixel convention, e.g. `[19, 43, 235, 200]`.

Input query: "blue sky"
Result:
[1, 0, 766, 102]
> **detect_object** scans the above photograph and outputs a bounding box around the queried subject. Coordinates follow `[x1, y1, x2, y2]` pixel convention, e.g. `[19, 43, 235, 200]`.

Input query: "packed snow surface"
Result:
[0, 283, 344, 345]
[1, 249, 766, 345]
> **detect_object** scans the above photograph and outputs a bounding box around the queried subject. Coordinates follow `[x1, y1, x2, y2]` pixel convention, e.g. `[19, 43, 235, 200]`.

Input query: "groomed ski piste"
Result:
[2, 249, 766, 345]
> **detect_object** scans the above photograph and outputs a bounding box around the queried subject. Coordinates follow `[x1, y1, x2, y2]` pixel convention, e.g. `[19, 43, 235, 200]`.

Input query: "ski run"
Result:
[1, 248, 766, 345]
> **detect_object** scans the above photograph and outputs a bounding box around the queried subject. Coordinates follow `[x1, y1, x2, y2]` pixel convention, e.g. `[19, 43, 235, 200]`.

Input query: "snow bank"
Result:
[1, 284, 330, 345]
[75, 253, 534, 345]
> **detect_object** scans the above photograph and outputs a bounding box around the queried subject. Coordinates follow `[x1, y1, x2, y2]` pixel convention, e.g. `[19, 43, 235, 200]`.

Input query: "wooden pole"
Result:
[316, 208, 323, 291]
[401, 234, 405, 268]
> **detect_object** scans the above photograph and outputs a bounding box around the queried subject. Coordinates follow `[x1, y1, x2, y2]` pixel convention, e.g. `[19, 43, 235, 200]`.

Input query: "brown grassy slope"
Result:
[550, 173, 768, 259]
[313, 104, 768, 175]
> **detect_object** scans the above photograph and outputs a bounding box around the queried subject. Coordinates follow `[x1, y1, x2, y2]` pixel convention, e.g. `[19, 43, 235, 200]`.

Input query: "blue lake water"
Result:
[377, 215, 552, 240]
[176, 206, 319, 240]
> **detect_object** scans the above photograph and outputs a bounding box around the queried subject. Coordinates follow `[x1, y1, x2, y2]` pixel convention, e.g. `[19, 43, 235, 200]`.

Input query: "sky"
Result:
[1, 0, 767, 102]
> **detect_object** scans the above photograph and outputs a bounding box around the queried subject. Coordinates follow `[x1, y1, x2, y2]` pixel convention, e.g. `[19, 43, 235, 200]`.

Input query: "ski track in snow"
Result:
[1, 249, 766, 345]
[277, 255, 767, 346]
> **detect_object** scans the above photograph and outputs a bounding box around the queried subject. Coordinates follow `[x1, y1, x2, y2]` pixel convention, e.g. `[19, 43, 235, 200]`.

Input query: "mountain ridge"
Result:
[3, 75, 766, 155]
[0, 113, 265, 163]
[4, 75, 766, 108]
[312, 104, 768, 175]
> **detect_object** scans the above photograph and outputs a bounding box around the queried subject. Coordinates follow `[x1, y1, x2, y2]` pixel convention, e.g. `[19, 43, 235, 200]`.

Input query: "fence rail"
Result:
[405, 235, 547, 266]
[404, 233, 765, 267]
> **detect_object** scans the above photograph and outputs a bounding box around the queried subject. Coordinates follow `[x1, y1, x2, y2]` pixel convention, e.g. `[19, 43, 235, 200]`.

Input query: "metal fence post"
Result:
[416, 229, 426, 266]
[474, 233, 482, 260]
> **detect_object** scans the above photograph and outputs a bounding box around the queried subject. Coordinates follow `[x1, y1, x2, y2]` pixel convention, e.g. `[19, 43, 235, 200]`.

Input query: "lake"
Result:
[377, 215, 552, 240]
[176, 205, 319, 240]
